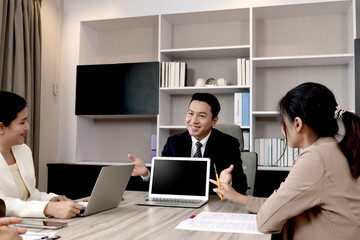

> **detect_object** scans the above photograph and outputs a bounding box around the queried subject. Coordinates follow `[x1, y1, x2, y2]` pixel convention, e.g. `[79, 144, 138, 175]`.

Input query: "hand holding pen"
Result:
[213, 164, 223, 200]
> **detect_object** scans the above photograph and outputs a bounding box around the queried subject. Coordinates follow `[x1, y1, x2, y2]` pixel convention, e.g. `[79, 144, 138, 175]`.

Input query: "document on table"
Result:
[176, 212, 263, 235]
[21, 231, 57, 240]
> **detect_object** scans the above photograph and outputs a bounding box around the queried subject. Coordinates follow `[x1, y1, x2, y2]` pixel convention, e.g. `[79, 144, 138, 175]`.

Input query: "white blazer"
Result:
[0, 144, 57, 217]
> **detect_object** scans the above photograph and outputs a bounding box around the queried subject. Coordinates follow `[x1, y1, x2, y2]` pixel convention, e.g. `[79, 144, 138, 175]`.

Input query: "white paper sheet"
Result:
[21, 231, 57, 240]
[176, 212, 263, 235]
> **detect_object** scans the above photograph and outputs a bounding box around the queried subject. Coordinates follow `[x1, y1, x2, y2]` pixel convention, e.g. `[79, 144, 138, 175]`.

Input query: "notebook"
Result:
[78, 164, 133, 216]
[137, 157, 210, 208]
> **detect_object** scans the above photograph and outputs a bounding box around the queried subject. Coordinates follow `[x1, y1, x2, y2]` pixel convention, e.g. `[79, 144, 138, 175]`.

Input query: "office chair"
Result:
[214, 123, 257, 195]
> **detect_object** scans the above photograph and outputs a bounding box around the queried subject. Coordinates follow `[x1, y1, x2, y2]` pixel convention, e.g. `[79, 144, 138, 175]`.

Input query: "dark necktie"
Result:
[194, 141, 203, 158]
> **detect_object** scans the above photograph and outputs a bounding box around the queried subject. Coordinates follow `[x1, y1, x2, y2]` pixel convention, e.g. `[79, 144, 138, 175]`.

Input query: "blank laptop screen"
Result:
[151, 159, 207, 196]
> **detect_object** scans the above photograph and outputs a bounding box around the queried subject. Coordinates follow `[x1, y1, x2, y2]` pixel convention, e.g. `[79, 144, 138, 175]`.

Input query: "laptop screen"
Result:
[150, 157, 210, 198]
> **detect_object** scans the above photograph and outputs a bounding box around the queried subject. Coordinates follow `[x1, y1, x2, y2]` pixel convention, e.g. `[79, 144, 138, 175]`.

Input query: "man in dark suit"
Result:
[128, 93, 248, 194]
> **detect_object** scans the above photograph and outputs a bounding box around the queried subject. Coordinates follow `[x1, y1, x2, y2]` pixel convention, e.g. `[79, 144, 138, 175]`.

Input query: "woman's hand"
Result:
[218, 165, 234, 184]
[50, 195, 71, 202]
[0, 217, 27, 240]
[44, 201, 83, 219]
[210, 180, 248, 205]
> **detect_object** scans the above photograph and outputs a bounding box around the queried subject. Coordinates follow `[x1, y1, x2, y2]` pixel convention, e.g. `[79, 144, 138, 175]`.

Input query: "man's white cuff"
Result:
[140, 169, 151, 182]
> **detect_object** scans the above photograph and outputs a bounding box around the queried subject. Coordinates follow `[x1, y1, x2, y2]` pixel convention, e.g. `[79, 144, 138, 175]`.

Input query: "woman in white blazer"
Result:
[212, 82, 360, 239]
[0, 91, 82, 219]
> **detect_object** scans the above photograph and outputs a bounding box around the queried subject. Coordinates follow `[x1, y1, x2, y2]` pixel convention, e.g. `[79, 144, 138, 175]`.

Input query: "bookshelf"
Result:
[74, 0, 356, 171]
[252, 1, 355, 169]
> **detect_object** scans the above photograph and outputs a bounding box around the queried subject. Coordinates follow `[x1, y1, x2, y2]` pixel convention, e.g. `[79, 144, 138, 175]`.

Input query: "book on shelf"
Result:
[150, 134, 157, 162]
[245, 59, 250, 86]
[174, 62, 180, 87]
[165, 62, 170, 87]
[161, 61, 187, 88]
[254, 138, 301, 167]
[234, 92, 250, 127]
[179, 62, 187, 88]
[170, 62, 176, 87]
[243, 129, 250, 151]
[241, 58, 246, 86]
[237, 59, 242, 86]
[161, 62, 165, 88]
[236, 58, 250, 86]
[242, 92, 250, 126]
[234, 92, 242, 126]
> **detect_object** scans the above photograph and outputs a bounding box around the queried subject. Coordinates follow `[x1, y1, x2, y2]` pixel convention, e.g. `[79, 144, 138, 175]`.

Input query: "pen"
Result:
[40, 235, 61, 240]
[214, 164, 223, 200]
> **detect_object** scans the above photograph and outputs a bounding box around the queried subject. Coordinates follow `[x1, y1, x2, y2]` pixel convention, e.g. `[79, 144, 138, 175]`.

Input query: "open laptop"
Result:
[137, 157, 210, 208]
[78, 164, 133, 216]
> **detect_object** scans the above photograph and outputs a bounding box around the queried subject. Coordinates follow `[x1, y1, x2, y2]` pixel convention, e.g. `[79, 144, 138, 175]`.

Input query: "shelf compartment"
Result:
[253, 1, 351, 19]
[253, 65, 353, 112]
[79, 16, 159, 65]
[253, 1, 354, 58]
[161, 8, 250, 50]
[160, 57, 245, 87]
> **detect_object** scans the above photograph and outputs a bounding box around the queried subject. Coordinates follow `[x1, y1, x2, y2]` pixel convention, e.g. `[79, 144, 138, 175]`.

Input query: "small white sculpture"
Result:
[205, 78, 217, 87]
[195, 78, 206, 87]
[216, 78, 227, 86]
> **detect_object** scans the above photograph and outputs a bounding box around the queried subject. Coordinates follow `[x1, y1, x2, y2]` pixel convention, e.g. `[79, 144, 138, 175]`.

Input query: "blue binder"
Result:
[242, 92, 250, 126]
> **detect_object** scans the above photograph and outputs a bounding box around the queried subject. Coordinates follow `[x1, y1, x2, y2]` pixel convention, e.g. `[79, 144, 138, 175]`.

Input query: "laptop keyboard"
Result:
[151, 198, 201, 204]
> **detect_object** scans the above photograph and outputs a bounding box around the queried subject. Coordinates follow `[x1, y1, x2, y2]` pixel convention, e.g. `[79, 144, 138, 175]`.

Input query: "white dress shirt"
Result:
[190, 131, 211, 157]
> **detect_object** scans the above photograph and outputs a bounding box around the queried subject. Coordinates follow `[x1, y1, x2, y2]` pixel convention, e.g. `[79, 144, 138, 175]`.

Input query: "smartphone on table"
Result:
[15, 219, 67, 229]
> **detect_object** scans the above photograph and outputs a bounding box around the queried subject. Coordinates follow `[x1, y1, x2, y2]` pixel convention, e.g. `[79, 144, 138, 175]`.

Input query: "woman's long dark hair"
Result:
[278, 82, 360, 179]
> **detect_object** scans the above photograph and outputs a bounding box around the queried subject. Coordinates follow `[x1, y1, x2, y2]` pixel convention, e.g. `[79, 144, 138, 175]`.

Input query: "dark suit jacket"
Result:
[161, 128, 248, 194]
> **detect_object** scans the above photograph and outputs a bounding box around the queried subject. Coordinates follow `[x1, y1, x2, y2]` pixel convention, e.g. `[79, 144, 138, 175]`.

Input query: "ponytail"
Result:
[338, 112, 360, 179]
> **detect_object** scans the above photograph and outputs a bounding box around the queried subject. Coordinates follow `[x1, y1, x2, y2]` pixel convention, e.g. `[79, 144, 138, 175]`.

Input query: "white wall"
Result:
[39, 0, 63, 191]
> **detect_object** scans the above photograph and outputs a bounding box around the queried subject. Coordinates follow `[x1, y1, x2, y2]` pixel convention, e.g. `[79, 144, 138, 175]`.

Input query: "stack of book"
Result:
[234, 92, 250, 127]
[160, 62, 187, 88]
[254, 138, 301, 167]
[237, 58, 250, 86]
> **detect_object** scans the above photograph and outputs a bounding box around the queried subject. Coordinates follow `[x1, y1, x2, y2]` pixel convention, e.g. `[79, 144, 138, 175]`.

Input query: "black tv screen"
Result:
[76, 62, 159, 115]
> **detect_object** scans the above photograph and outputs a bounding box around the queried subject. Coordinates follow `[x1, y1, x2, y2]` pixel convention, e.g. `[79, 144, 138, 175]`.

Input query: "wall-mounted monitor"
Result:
[76, 62, 159, 116]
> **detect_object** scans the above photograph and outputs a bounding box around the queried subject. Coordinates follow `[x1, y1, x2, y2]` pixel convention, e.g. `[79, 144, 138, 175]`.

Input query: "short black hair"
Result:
[0, 91, 27, 126]
[189, 93, 221, 120]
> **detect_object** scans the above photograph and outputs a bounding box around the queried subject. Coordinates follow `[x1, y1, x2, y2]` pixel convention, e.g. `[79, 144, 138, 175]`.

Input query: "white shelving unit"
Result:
[74, 0, 356, 171]
[251, 0, 355, 170]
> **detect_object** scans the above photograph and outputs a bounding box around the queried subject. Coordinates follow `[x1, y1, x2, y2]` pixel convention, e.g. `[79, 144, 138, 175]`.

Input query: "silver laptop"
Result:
[137, 157, 210, 208]
[78, 165, 133, 216]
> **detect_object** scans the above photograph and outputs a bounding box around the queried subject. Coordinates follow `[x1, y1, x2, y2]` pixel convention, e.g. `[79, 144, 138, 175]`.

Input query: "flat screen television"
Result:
[75, 62, 159, 116]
